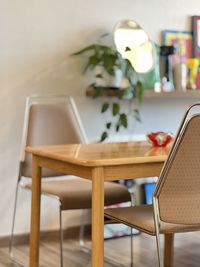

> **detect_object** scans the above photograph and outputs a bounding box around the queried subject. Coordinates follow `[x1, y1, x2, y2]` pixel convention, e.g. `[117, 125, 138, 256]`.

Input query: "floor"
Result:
[0, 232, 199, 267]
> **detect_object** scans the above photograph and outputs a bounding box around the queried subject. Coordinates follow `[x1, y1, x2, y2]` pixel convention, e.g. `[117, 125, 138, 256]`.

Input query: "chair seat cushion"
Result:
[104, 205, 200, 235]
[25, 178, 130, 210]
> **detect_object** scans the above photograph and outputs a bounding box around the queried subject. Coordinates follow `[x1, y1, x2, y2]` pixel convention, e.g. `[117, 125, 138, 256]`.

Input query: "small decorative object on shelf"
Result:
[160, 45, 175, 92]
[192, 16, 200, 88]
[187, 58, 199, 90]
[146, 131, 174, 147]
[161, 29, 193, 92]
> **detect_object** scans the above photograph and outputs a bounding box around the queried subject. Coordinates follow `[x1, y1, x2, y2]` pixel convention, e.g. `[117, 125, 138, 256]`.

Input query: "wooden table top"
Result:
[26, 141, 170, 167]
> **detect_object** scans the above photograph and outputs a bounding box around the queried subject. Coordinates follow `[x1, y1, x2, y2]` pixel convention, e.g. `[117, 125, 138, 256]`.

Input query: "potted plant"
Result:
[72, 36, 144, 141]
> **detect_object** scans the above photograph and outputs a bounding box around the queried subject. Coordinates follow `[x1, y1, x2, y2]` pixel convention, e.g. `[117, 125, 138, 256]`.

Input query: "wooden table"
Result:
[26, 141, 173, 267]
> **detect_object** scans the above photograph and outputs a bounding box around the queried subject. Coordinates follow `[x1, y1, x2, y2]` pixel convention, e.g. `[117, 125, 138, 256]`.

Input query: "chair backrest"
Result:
[20, 95, 88, 178]
[154, 103, 200, 225]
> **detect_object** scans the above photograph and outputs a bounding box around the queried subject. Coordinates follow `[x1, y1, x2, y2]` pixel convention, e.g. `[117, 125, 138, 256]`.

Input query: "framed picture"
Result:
[162, 30, 193, 60]
[192, 16, 200, 57]
[192, 16, 200, 88]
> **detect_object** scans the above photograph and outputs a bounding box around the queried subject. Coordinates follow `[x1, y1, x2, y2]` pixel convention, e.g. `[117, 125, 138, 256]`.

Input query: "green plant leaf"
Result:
[124, 58, 134, 75]
[133, 109, 141, 122]
[125, 47, 131, 52]
[116, 124, 120, 132]
[95, 73, 103, 78]
[112, 103, 120, 116]
[119, 88, 134, 100]
[102, 54, 117, 75]
[100, 131, 108, 142]
[92, 86, 103, 98]
[89, 55, 101, 66]
[136, 81, 144, 103]
[127, 68, 137, 86]
[119, 113, 128, 128]
[83, 55, 101, 73]
[106, 122, 112, 129]
[101, 102, 109, 113]
[71, 44, 97, 56]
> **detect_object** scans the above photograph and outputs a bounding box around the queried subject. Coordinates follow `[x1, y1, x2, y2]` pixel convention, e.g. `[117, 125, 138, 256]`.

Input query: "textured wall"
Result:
[1, 0, 200, 235]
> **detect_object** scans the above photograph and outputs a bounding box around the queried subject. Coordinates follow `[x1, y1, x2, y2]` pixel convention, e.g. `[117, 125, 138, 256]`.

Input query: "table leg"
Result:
[164, 233, 174, 267]
[92, 167, 104, 267]
[29, 155, 42, 267]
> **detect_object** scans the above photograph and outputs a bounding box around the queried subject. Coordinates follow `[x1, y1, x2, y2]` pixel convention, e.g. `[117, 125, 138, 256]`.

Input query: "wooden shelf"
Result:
[144, 90, 200, 98]
[86, 88, 121, 97]
[86, 88, 200, 99]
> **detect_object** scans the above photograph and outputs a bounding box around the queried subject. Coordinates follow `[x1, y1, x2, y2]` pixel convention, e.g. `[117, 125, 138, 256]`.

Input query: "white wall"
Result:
[1, 0, 200, 236]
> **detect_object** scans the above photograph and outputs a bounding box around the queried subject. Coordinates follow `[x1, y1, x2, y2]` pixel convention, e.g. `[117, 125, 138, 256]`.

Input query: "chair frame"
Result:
[153, 102, 200, 267]
[9, 95, 89, 267]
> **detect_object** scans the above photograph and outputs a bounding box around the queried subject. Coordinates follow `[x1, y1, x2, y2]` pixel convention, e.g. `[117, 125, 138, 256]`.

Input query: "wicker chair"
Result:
[9, 95, 131, 267]
[105, 103, 200, 267]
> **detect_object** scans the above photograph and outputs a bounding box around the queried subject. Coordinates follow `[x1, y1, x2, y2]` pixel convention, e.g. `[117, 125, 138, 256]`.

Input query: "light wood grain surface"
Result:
[26, 141, 170, 167]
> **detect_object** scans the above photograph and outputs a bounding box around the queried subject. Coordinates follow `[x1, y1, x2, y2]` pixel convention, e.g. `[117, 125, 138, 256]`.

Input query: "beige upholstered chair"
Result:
[9, 95, 131, 267]
[105, 103, 200, 267]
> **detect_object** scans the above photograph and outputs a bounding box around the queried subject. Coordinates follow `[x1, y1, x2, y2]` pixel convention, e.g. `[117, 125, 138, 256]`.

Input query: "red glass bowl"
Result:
[146, 131, 174, 147]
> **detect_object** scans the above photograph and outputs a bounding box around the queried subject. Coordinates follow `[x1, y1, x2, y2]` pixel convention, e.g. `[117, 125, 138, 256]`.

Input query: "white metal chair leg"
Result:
[153, 198, 163, 267]
[79, 209, 89, 249]
[79, 209, 100, 260]
[59, 206, 64, 267]
[9, 180, 25, 267]
[9, 180, 64, 267]
[155, 231, 163, 267]
[130, 228, 133, 267]
[130, 187, 135, 267]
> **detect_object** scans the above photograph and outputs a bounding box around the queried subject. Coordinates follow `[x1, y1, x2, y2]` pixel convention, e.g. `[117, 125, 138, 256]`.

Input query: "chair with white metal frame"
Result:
[105, 103, 200, 267]
[9, 95, 132, 267]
